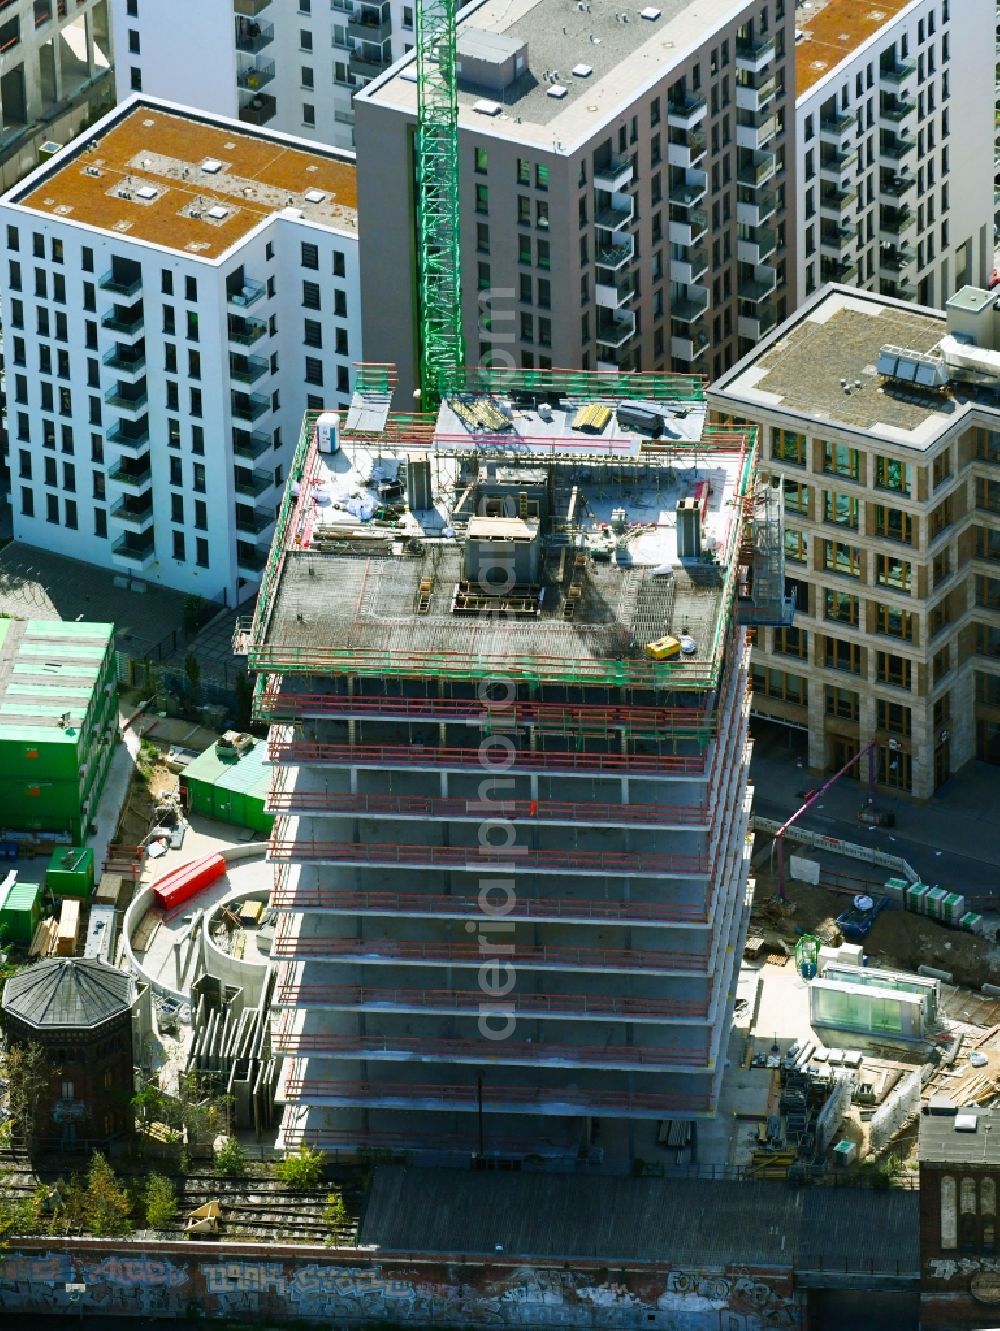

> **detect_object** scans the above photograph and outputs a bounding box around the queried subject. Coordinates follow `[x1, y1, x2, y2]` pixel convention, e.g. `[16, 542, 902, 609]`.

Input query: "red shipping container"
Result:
[151, 852, 226, 912]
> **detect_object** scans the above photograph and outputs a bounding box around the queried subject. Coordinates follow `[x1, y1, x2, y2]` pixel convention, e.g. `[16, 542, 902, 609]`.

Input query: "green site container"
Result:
[906, 883, 930, 914]
[926, 887, 948, 920]
[943, 893, 966, 925]
[960, 912, 983, 934]
[181, 741, 274, 835]
[45, 846, 95, 899]
[0, 879, 43, 945]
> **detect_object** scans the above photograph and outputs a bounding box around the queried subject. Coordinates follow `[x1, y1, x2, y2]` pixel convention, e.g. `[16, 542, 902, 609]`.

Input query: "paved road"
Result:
[749, 725, 1000, 902]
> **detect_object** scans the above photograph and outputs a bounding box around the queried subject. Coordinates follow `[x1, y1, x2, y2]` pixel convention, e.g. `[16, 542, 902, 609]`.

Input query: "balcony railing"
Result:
[228, 314, 267, 346]
[110, 496, 154, 528]
[231, 390, 270, 421]
[233, 428, 271, 461]
[236, 58, 275, 90]
[235, 467, 272, 498]
[112, 533, 155, 566]
[239, 93, 276, 126]
[99, 269, 141, 298]
[100, 303, 144, 336]
[235, 506, 275, 535]
[349, 50, 390, 80]
[229, 353, 268, 384]
[104, 384, 148, 413]
[666, 94, 707, 127]
[102, 346, 146, 375]
[235, 18, 273, 52]
[347, 13, 391, 41]
[228, 276, 265, 309]
[106, 421, 150, 452]
[594, 158, 634, 193]
[108, 460, 152, 489]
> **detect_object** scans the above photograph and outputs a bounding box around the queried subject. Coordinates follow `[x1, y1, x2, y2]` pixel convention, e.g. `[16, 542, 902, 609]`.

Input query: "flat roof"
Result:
[363, 0, 740, 149]
[248, 388, 753, 691]
[920, 1109, 1000, 1166]
[711, 286, 974, 451]
[361, 1165, 919, 1272]
[0, 620, 113, 739]
[11, 99, 357, 260]
[795, 0, 913, 100]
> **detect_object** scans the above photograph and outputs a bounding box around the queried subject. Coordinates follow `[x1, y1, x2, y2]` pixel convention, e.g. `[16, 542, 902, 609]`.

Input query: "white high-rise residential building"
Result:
[0, 0, 113, 190]
[793, 0, 993, 309]
[110, 0, 416, 151]
[0, 95, 361, 604]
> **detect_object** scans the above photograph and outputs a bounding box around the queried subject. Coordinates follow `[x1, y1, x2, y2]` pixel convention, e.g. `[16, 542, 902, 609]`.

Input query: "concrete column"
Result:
[86, 9, 95, 80]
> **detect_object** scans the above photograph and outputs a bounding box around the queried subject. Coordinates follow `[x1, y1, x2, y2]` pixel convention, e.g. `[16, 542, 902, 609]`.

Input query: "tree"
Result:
[83, 1153, 132, 1237]
[215, 1136, 248, 1177]
[275, 1143, 326, 1191]
[1, 1041, 50, 1154]
[144, 1174, 176, 1232]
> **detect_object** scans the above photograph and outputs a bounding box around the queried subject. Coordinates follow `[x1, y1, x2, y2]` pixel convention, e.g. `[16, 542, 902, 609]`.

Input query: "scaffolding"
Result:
[735, 479, 795, 627]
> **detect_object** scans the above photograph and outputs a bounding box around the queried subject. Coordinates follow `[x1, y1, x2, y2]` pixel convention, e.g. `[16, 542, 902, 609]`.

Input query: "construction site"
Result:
[227, 364, 788, 1166]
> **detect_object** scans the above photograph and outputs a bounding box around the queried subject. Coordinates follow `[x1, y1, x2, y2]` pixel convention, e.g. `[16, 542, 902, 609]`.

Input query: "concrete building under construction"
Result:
[237, 366, 768, 1165]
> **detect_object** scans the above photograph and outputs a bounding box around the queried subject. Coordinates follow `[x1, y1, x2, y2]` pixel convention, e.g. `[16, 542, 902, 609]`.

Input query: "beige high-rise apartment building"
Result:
[708, 283, 1000, 800]
[355, 0, 798, 402]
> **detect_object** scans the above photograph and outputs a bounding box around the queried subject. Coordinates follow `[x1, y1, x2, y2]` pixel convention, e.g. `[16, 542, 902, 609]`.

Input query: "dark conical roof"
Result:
[2, 958, 135, 1030]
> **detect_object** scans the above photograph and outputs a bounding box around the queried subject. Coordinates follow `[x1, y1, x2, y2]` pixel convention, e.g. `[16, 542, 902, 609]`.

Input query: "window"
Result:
[535, 164, 549, 190]
[823, 540, 862, 579]
[300, 28, 313, 51]
[94, 507, 106, 538]
[872, 505, 913, 543]
[21, 489, 33, 518]
[333, 289, 347, 318]
[825, 589, 859, 626]
[475, 147, 488, 174]
[824, 491, 860, 529]
[822, 442, 860, 481]
[6, 224, 17, 251]
[186, 310, 199, 342]
[402, 4, 413, 25]
[171, 493, 184, 524]
[875, 554, 911, 593]
[784, 528, 807, 563]
[64, 500, 77, 530]
[172, 531, 185, 561]
[941, 1177, 958, 1250]
[192, 425, 204, 456]
[771, 428, 807, 465]
[875, 455, 910, 494]
[184, 275, 197, 302]
[196, 538, 209, 569]
[824, 637, 862, 674]
[301, 65, 314, 89]
[193, 463, 205, 493]
[774, 626, 808, 659]
[751, 665, 808, 706]
[128, 27, 140, 53]
[825, 686, 860, 721]
[302, 281, 321, 310]
[536, 200, 549, 230]
[46, 493, 59, 525]
[305, 356, 323, 386]
[304, 319, 323, 348]
[301, 241, 319, 270]
[130, 66, 142, 92]
[169, 456, 183, 487]
[876, 699, 911, 736]
[303, 103, 315, 127]
[876, 651, 911, 689]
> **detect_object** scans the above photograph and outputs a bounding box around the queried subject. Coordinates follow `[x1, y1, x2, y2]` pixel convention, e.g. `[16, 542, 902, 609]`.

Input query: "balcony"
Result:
[99, 269, 141, 298]
[879, 243, 915, 275]
[236, 542, 268, 574]
[112, 533, 155, 570]
[736, 108, 778, 151]
[105, 382, 148, 416]
[736, 74, 776, 112]
[737, 188, 777, 226]
[882, 173, 916, 199]
[102, 345, 145, 378]
[236, 505, 275, 536]
[737, 226, 777, 265]
[736, 33, 775, 72]
[238, 93, 276, 126]
[672, 245, 708, 284]
[738, 302, 777, 341]
[668, 207, 707, 246]
[235, 0, 272, 12]
[235, 18, 273, 52]
[228, 314, 267, 346]
[669, 174, 708, 209]
[880, 206, 914, 237]
[349, 50, 390, 80]
[594, 195, 634, 235]
[671, 285, 709, 323]
[106, 421, 150, 455]
[737, 149, 776, 189]
[819, 181, 857, 216]
[819, 143, 857, 175]
[595, 277, 633, 309]
[233, 428, 271, 461]
[880, 95, 915, 124]
[348, 12, 391, 42]
[594, 158, 634, 193]
[739, 265, 777, 303]
[229, 352, 268, 384]
[110, 496, 154, 530]
[231, 390, 270, 422]
[595, 236, 634, 270]
[819, 220, 856, 254]
[880, 133, 916, 164]
[666, 93, 707, 129]
[100, 302, 144, 338]
[236, 57, 275, 90]
[667, 128, 707, 169]
[670, 330, 710, 362]
[108, 459, 152, 491]
[235, 467, 272, 498]
[820, 109, 854, 137]
[228, 275, 266, 309]
[880, 60, 917, 87]
[595, 309, 636, 349]
[820, 255, 859, 283]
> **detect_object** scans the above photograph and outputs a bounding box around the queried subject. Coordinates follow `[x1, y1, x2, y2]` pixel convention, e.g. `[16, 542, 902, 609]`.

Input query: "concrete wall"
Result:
[0, 1241, 802, 1327]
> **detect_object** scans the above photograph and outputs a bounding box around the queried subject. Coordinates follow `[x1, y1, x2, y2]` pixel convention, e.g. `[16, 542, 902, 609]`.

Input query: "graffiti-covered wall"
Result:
[0, 1241, 802, 1328]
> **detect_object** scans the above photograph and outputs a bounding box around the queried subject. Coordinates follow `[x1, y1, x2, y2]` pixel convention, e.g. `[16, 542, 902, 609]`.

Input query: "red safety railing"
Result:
[271, 1031, 708, 1067]
[268, 935, 709, 973]
[265, 790, 711, 827]
[271, 980, 711, 1020]
[267, 838, 713, 877]
[270, 887, 708, 924]
[281, 1075, 713, 1115]
[279, 1125, 570, 1153]
[257, 689, 719, 736]
[266, 738, 707, 776]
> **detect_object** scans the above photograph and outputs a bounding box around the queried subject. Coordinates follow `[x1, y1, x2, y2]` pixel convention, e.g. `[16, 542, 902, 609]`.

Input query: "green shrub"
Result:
[215, 1137, 248, 1177]
[144, 1173, 176, 1231]
[275, 1144, 326, 1190]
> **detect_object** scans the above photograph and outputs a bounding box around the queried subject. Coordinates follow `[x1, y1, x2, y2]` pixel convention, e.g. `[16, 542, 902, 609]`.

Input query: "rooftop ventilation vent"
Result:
[201, 158, 224, 174]
[304, 189, 327, 203]
[206, 204, 230, 220]
[135, 185, 159, 202]
[955, 1113, 979, 1133]
[473, 99, 502, 116]
[640, 6, 661, 18]
[547, 84, 568, 99]
[572, 63, 592, 77]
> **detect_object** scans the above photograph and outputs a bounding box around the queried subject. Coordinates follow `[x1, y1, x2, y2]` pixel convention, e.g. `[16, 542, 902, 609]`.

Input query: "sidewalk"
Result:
[749, 723, 1000, 899]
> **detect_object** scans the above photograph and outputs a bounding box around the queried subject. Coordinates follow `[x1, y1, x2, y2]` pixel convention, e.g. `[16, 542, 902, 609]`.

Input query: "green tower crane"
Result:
[415, 0, 464, 410]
